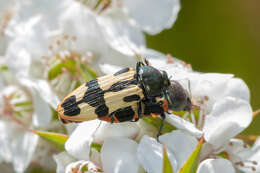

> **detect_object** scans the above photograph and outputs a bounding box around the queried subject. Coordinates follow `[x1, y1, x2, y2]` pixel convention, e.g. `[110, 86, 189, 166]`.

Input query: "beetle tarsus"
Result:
[157, 112, 166, 141]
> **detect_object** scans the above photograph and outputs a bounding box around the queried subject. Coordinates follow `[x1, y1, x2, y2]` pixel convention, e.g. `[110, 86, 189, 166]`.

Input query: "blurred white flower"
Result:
[0, 61, 54, 172]
[0, 85, 38, 173]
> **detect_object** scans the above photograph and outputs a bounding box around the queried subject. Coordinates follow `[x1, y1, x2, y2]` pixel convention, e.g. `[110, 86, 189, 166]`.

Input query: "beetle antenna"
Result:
[120, 37, 143, 63]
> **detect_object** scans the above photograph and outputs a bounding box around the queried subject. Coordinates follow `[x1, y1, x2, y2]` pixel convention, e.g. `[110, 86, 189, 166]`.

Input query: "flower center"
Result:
[0, 86, 33, 127]
[42, 34, 97, 99]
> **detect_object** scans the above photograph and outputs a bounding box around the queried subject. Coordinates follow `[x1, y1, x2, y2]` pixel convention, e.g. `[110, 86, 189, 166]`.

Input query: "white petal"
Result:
[159, 130, 198, 170]
[135, 119, 158, 142]
[30, 88, 52, 127]
[222, 138, 251, 163]
[12, 132, 39, 173]
[137, 135, 177, 173]
[5, 40, 31, 77]
[166, 114, 203, 138]
[65, 120, 100, 160]
[6, 16, 50, 62]
[252, 137, 260, 149]
[94, 121, 140, 144]
[53, 152, 76, 173]
[97, 15, 145, 56]
[191, 73, 234, 113]
[0, 121, 18, 162]
[122, 0, 181, 34]
[224, 78, 250, 102]
[18, 78, 53, 127]
[14, 0, 70, 29]
[59, 3, 105, 54]
[224, 138, 249, 154]
[99, 64, 123, 75]
[203, 97, 252, 149]
[197, 158, 235, 173]
[101, 137, 140, 173]
[33, 79, 60, 109]
[140, 48, 193, 81]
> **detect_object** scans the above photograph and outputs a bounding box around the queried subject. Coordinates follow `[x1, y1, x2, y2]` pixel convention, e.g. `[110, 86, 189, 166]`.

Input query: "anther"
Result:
[72, 36, 77, 41]
[204, 96, 209, 101]
[63, 34, 68, 40]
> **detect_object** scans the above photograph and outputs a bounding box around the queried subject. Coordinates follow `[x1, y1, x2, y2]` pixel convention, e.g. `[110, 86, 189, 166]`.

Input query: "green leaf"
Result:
[142, 116, 176, 134]
[178, 137, 204, 173]
[31, 130, 68, 150]
[79, 63, 98, 81]
[163, 145, 174, 173]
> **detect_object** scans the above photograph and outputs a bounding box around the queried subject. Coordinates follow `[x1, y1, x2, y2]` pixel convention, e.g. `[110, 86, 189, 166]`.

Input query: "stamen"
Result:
[204, 96, 209, 101]
[183, 112, 189, 120]
[235, 160, 258, 171]
[190, 111, 196, 125]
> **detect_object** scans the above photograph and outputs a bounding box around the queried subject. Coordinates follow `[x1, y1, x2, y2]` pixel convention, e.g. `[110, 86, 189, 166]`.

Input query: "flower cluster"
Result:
[0, 0, 259, 173]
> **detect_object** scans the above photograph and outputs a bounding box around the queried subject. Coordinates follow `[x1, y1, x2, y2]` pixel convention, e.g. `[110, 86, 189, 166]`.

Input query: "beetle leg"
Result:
[137, 101, 142, 120]
[109, 112, 115, 124]
[157, 112, 166, 141]
[131, 101, 142, 122]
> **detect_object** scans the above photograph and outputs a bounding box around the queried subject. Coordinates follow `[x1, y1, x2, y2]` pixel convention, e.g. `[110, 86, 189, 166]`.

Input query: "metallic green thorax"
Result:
[139, 66, 170, 98]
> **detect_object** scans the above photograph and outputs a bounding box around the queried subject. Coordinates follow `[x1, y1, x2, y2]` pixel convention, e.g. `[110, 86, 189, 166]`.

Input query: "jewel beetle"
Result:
[56, 60, 191, 137]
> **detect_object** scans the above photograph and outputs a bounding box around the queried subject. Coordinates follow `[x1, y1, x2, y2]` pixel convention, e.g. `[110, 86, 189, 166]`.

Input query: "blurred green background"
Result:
[147, 0, 260, 110]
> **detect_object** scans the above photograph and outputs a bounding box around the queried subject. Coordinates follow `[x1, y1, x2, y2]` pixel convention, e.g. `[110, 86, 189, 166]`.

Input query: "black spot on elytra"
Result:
[123, 94, 141, 102]
[95, 105, 109, 117]
[114, 106, 135, 122]
[82, 79, 108, 117]
[106, 79, 137, 92]
[114, 67, 130, 76]
[61, 95, 81, 116]
[143, 101, 164, 115]
[83, 79, 104, 107]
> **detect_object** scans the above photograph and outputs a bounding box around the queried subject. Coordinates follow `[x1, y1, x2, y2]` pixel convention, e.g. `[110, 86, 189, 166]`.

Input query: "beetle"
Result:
[57, 61, 170, 122]
[56, 60, 191, 137]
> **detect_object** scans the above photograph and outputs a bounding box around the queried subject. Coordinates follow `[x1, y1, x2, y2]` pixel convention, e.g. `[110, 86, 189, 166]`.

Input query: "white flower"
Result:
[0, 85, 39, 173]
[0, 65, 53, 172]
[137, 130, 198, 173]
